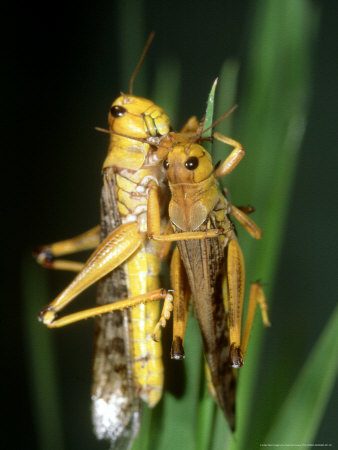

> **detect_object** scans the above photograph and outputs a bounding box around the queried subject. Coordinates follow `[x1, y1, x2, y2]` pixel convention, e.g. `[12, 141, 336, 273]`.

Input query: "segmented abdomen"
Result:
[115, 166, 168, 406]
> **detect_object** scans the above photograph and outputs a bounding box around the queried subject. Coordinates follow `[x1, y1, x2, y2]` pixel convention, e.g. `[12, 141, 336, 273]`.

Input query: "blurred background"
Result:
[3, 0, 337, 449]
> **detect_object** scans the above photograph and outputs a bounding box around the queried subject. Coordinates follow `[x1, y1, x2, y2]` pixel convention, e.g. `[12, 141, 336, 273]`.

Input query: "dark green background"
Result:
[3, 0, 337, 448]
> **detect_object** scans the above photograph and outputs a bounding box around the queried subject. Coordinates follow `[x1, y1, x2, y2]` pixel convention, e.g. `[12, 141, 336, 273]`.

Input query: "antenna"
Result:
[95, 126, 148, 144]
[129, 31, 156, 94]
[195, 104, 238, 142]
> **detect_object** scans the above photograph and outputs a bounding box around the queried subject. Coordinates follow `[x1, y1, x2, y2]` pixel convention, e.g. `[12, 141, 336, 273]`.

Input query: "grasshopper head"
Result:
[164, 143, 219, 231]
[109, 94, 171, 139]
[163, 143, 214, 184]
[103, 95, 171, 170]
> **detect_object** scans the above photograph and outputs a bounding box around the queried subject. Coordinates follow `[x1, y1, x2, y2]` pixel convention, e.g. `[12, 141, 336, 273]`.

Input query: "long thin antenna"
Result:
[95, 126, 148, 144]
[196, 104, 238, 141]
[129, 31, 156, 95]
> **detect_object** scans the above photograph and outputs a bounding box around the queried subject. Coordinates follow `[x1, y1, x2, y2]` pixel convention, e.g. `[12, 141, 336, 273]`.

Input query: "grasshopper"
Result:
[34, 34, 180, 448]
[146, 127, 270, 430]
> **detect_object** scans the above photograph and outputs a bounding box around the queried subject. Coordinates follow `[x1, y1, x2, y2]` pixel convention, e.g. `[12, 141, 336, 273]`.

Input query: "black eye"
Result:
[110, 105, 127, 118]
[185, 156, 199, 170]
[163, 160, 169, 170]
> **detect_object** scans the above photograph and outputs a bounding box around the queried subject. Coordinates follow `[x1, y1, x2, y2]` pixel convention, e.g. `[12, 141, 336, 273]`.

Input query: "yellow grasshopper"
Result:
[145, 127, 270, 430]
[34, 33, 180, 448]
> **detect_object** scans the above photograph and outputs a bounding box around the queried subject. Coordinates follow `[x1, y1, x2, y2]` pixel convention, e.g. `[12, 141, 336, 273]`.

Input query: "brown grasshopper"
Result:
[146, 128, 270, 429]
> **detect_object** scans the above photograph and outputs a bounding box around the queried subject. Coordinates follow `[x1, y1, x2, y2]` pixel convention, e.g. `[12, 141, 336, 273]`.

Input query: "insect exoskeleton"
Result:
[88, 93, 176, 447]
[35, 31, 179, 448]
[100, 94, 172, 409]
[161, 143, 221, 232]
[35, 92, 175, 448]
[148, 127, 270, 431]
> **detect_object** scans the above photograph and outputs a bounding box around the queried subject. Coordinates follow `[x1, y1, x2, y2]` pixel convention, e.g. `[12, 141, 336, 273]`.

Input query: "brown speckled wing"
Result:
[177, 222, 236, 430]
[91, 167, 141, 449]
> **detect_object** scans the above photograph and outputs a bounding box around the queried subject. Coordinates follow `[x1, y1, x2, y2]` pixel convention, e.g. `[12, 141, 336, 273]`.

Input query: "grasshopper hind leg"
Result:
[34, 225, 100, 272]
[225, 238, 270, 367]
[169, 247, 190, 360]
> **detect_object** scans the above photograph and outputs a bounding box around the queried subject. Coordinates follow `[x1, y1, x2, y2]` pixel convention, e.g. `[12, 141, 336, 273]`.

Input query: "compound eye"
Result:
[110, 105, 127, 118]
[163, 159, 169, 170]
[185, 156, 199, 170]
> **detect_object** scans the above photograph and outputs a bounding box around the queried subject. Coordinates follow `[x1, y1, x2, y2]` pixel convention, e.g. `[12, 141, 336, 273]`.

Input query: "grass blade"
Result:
[152, 58, 181, 124]
[152, 319, 204, 450]
[22, 255, 64, 450]
[210, 1, 319, 448]
[265, 305, 338, 444]
[214, 59, 240, 139]
[203, 77, 218, 153]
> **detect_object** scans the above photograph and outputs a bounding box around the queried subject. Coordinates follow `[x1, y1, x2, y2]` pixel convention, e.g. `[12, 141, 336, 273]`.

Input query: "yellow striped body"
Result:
[115, 165, 168, 406]
[35, 92, 172, 447]
[126, 244, 163, 406]
[106, 95, 171, 407]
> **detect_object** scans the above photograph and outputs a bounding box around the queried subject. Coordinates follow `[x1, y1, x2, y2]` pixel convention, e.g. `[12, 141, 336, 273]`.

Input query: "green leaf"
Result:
[265, 305, 338, 444]
[223, 2, 319, 447]
[214, 59, 240, 138]
[27, 1, 323, 448]
[204, 77, 218, 131]
[152, 58, 181, 126]
[21, 255, 64, 450]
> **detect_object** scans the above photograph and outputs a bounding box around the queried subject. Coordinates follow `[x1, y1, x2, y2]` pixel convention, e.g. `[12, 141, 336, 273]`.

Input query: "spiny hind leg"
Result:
[39, 222, 145, 326]
[34, 225, 100, 272]
[226, 238, 245, 367]
[42, 289, 170, 328]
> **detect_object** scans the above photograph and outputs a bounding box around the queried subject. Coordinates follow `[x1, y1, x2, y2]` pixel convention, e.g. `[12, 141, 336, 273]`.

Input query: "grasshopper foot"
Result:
[230, 344, 243, 368]
[39, 305, 57, 326]
[34, 246, 54, 268]
[171, 336, 185, 360]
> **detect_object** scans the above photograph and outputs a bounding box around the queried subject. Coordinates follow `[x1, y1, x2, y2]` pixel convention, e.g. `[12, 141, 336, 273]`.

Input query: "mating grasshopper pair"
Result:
[35, 34, 269, 450]
[35, 93, 269, 441]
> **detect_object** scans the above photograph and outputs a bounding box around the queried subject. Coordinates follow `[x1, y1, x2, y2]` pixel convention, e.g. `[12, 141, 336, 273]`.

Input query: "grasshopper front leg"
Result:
[169, 246, 191, 359]
[213, 133, 245, 178]
[146, 183, 193, 354]
[147, 182, 224, 241]
[150, 247, 191, 360]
